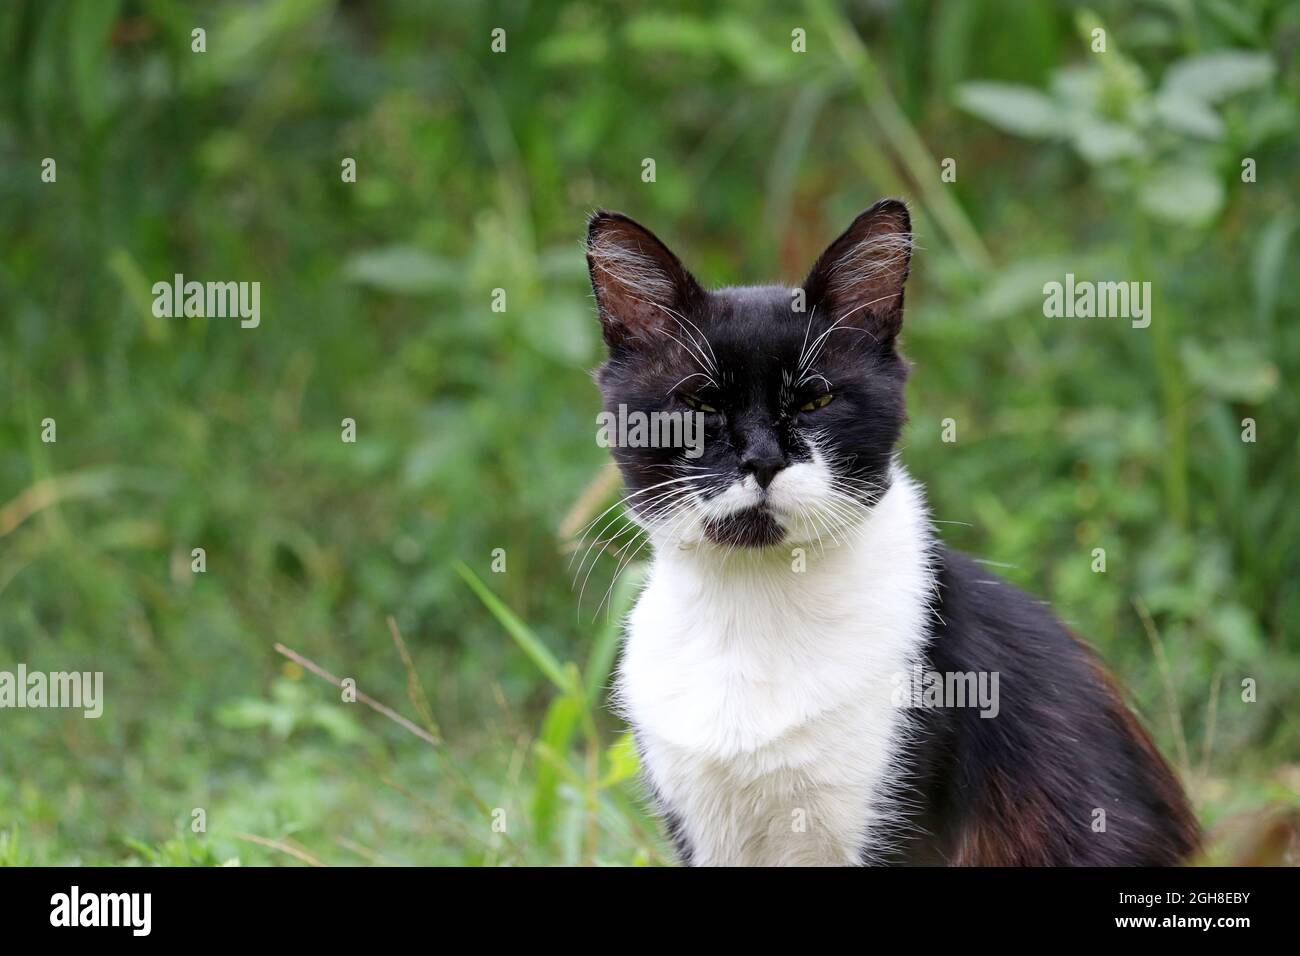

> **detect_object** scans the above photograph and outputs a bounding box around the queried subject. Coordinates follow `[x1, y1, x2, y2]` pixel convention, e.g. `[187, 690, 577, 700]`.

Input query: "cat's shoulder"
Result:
[925, 542, 1093, 673]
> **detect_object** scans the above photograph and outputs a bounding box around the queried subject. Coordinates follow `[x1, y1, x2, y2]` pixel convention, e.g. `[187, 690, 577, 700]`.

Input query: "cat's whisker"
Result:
[570, 483, 696, 588]
[656, 328, 718, 387]
[665, 371, 714, 395]
[596, 493, 702, 616]
[577, 496, 685, 609]
[808, 504, 844, 549]
[795, 304, 819, 374]
[574, 472, 723, 609]
[797, 315, 855, 380]
[568, 473, 710, 564]
[594, 494, 698, 619]
[821, 289, 908, 340]
[634, 297, 717, 379]
[653, 301, 718, 374]
[791, 501, 827, 557]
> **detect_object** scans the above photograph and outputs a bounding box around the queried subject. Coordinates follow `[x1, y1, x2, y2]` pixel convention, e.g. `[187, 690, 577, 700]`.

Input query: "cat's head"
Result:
[586, 200, 912, 553]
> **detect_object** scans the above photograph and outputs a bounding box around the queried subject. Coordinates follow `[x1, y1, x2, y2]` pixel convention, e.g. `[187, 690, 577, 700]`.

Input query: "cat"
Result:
[584, 199, 1199, 866]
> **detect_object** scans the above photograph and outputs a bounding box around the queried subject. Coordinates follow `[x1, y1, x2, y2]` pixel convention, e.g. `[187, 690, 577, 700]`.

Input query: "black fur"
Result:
[885, 546, 1198, 865]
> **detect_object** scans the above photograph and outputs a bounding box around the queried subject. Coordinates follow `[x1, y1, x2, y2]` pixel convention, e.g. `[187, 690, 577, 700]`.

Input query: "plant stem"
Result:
[808, 0, 992, 272]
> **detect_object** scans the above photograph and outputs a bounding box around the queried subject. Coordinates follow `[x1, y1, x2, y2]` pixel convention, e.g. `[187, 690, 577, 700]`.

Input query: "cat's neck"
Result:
[621, 463, 937, 759]
[649, 464, 935, 601]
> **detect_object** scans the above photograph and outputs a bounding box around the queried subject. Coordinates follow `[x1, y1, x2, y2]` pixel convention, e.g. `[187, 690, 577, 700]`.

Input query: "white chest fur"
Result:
[616, 469, 935, 866]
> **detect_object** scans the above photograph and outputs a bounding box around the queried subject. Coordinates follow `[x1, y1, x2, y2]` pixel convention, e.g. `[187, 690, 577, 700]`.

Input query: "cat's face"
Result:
[587, 200, 912, 552]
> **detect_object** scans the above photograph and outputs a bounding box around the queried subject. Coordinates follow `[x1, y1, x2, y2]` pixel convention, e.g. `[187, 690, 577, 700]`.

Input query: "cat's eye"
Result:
[799, 392, 835, 412]
[682, 394, 718, 414]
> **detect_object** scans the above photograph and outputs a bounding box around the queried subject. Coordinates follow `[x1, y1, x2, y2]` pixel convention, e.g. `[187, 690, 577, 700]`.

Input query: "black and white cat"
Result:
[585, 200, 1198, 866]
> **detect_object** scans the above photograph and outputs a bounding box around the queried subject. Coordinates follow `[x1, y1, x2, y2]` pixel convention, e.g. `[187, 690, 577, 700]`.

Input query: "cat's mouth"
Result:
[701, 505, 785, 548]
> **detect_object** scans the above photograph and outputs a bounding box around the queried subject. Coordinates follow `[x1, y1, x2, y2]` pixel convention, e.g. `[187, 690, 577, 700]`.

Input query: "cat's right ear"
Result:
[801, 199, 912, 347]
[586, 211, 703, 350]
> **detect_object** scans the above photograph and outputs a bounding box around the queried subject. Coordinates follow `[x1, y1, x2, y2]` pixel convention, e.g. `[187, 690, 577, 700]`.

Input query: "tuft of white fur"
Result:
[616, 462, 936, 866]
[677, 447, 845, 549]
[587, 234, 675, 303]
[826, 232, 911, 293]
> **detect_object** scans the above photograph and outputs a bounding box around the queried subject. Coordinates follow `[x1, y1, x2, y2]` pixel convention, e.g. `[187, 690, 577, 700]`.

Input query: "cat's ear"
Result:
[802, 199, 912, 346]
[586, 210, 703, 350]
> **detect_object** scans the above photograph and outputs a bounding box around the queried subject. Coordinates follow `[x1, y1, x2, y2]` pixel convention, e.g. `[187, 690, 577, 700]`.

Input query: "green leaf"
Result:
[1180, 340, 1278, 403]
[1252, 214, 1295, 330]
[1070, 117, 1145, 163]
[972, 254, 1113, 321]
[307, 705, 364, 743]
[598, 731, 641, 789]
[202, 0, 332, 85]
[1153, 91, 1225, 139]
[107, 247, 169, 342]
[520, 298, 596, 364]
[1207, 604, 1265, 662]
[1050, 65, 1101, 109]
[69, 0, 122, 128]
[535, 31, 608, 68]
[532, 741, 584, 788]
[454, 561, 573, 693]
[1242, 98, 1299, 149]
[1161, 51, 1274, 103]
[1138, 165, 1224, 226]
[956, 82, 1063, 138]
[624, 13, 722, 58]
[1202, 0, 1263, 44]
[532, 694, 584, 843]
[343, 246, 459, 295]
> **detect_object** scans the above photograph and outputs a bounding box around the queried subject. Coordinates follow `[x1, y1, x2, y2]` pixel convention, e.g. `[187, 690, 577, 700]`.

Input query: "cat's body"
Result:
[620, 466, 933, 866]
[586, 201, 1198, 866]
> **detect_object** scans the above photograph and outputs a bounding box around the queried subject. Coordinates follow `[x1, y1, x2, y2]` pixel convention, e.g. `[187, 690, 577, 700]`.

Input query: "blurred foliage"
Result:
[0, 0, 1297, 865]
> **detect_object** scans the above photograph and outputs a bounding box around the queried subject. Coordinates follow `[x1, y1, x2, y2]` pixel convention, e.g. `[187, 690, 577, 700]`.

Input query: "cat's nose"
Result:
[741, 452, 786, 490]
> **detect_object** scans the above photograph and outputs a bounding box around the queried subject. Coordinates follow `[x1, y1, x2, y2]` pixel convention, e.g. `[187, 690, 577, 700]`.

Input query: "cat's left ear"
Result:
[802, 199, 912, 346]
